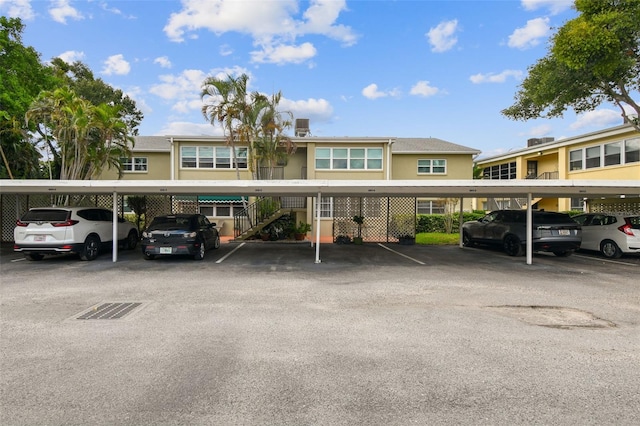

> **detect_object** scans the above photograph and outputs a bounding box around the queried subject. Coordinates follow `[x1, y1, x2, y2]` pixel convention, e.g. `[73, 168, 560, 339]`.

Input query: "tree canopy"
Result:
[502, 0, 640, 132]
[0, 17, 142, 179]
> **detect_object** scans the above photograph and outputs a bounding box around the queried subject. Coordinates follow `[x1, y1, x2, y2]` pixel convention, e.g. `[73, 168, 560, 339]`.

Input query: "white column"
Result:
[526, 193, 532, 265]
[315, 192, 322, 263]
[112, 191, 118, 263]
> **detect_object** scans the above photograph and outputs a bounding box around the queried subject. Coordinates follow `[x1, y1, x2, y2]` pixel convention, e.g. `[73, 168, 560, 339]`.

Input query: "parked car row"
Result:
[13, 207, 639, 261]
[14, 208, 220, 261]
[462, 209, 640, 258]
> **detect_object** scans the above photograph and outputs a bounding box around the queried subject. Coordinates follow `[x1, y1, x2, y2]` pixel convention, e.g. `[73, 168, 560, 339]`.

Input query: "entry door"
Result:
[527, 161, 538, 179]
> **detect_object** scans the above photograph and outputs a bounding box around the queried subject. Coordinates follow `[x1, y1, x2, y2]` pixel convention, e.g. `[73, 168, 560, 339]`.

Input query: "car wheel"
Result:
[600, 240, 622, 259]
[194, 240, 205, 260]
[213, 234, 221, 249]
[503, 234, 523, 256]
[26, 253, 44, 261]
[462, 231, 474, 247]
[126, 230, 138, 250]
[80, 235, 100, 261]
[553, 250, 573, 257]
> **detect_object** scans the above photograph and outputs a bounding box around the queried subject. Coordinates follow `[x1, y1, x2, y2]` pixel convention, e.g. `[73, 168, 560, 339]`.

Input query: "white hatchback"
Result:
[572, 213, 640, 258]
[14, 207, 138, 261]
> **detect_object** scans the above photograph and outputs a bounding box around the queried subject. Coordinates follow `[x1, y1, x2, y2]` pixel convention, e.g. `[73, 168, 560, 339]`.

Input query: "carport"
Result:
[1, 179, 639, 265]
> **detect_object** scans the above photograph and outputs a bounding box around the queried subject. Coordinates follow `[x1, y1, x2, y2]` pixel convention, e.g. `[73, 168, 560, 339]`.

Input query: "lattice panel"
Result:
[588, 199, 640, 214]
[387, 197, 416, 241]
[331, 197, 415, 243]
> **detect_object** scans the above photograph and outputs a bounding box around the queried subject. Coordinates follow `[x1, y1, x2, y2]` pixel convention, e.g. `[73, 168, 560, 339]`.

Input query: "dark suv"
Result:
[462, 209, 582, 256]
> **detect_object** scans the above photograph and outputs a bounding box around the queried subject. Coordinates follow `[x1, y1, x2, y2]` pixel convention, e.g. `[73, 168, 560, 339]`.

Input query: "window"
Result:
[625, 137, 639, 163]
[569, 149, 582, 171]
[417, 159, 446, 175]
[585, 146, 601, 169]
[570, 197, 585, 211]
[604, 142, 621, 166]
[181, 146, 248, 169]
[121, 157, 148, 172]
[483, 162, 516, 180]
[315, 148, 383, 170]
[199, 204, 240, 217]
[417, 199, 445, 214]
[318, 196, 333, 218]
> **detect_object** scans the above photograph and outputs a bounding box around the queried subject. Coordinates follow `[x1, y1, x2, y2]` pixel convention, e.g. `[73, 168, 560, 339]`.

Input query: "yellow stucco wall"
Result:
[391, 154, 473, 179]
[99, 152, 170, 180]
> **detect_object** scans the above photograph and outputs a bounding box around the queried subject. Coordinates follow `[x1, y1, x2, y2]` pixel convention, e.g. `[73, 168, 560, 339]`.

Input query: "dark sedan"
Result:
[141, 214, 220, 260]
[462, 209, 581, 256]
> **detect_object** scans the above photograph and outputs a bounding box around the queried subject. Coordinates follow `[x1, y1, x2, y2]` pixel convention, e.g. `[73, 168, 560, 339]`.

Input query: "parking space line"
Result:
[10, 257, 26, 263]
[215, 242, 245, 264]
[573, 253, 638, 267]
[377, 243, 426, 265]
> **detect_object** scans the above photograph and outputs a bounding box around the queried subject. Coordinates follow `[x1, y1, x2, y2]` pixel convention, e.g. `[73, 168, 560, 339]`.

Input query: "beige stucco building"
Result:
[99, 135, 480, 240]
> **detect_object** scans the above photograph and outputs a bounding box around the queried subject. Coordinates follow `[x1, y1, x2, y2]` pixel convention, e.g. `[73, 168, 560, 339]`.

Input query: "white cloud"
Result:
[527, 124, 554, 138]
[149, 69, 208, 101]
[250, 42, 317, 65]
[0, 0, 35, 20]
[163, 0, 357, 65]
[570, 109, 622, 130]
[280, 97, 334, 123]
[521, 0, 573, 15]
[157, 121, 222, 136]
[409, 81, 440, 97]
[219, 44, 233, 56]
[508, 17, 550, 50]
[427, 19, 459, 53]
[154, 56, 172, 68]
[469, 70, 523, 84]
[49, 0, 84, 24]
[361, 83, 400, 100]
[57, 50, 85, 64]
[101, 54, 131, 75]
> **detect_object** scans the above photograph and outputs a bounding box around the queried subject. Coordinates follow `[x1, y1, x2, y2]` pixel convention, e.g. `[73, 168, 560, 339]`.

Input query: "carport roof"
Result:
[1, 179, 638, 198]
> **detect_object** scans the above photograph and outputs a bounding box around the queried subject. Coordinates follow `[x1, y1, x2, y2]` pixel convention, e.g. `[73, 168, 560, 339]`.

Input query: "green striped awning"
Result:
[198, 195, 244, 203]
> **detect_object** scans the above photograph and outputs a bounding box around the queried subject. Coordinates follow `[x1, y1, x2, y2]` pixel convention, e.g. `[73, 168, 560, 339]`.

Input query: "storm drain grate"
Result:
[77, 302, 142, 320]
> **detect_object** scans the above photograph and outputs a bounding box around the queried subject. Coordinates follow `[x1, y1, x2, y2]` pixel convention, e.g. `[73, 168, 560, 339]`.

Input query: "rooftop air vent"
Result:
[295, 118, 310, 137]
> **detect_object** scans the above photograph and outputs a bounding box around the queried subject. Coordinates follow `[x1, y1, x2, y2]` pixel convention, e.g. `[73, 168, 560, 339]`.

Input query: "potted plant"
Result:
[294, 221, 311, 240]
[352, 215, 364, 244]
[398, 234, 415, 245]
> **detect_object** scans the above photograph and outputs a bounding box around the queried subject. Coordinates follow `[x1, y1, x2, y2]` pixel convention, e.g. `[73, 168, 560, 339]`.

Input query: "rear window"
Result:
[534, 212, 575, 224]
[627, 216, 640, 229]
[148, 216, 193, 230]
[21, 209, 70, 222]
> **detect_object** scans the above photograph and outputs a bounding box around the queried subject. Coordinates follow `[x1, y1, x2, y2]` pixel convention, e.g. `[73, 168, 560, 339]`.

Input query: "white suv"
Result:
[572, 213, 640, 258]
[14, 207, 138, 261]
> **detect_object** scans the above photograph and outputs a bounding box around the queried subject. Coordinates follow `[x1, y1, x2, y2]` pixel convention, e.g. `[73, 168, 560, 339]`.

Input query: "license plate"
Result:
[160, 247, 172, 254]
[34, 235, 46, 242]
[558, 229, 570, 236]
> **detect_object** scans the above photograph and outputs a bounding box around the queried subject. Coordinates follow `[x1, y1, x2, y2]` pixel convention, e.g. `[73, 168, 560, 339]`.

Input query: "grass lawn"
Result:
[416, 233, 460, 245]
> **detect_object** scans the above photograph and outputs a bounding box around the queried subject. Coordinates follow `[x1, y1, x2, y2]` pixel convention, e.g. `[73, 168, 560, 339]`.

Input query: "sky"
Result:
[1, 0, 633, 158]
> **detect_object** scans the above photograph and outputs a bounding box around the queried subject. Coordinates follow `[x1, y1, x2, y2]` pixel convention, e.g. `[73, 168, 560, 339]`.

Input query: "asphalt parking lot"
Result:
[1, 241, 639, 425]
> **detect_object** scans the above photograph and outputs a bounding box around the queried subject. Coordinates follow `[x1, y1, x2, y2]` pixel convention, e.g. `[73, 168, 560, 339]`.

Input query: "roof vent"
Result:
[527, 137, 554, 147]
[295, 118, 310, 137]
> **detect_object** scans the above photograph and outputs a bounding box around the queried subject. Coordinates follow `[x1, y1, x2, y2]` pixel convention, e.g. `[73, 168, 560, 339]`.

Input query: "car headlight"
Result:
[142, 231, 151, 238]
[184, 232, 197, 238]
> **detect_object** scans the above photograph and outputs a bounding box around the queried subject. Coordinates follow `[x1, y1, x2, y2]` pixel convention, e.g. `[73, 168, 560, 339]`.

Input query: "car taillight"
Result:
[618, 223, 634, 236]
[15, 219, 28, 227]
[52, 219, 79, 227]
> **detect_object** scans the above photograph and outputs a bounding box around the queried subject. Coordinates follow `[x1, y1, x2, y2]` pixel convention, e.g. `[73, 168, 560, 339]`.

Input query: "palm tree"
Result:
[26, 87, 133, 181]
[254, 91, 295, 180]
[201, 73, 249, 181]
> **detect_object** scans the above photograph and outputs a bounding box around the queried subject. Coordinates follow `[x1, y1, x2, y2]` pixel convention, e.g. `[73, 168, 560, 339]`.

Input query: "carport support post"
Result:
[315, 192, 322, 264]
[459, 197, 464, 248]
[112, 191, 118, 263]
[526, 193, 532, 265]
